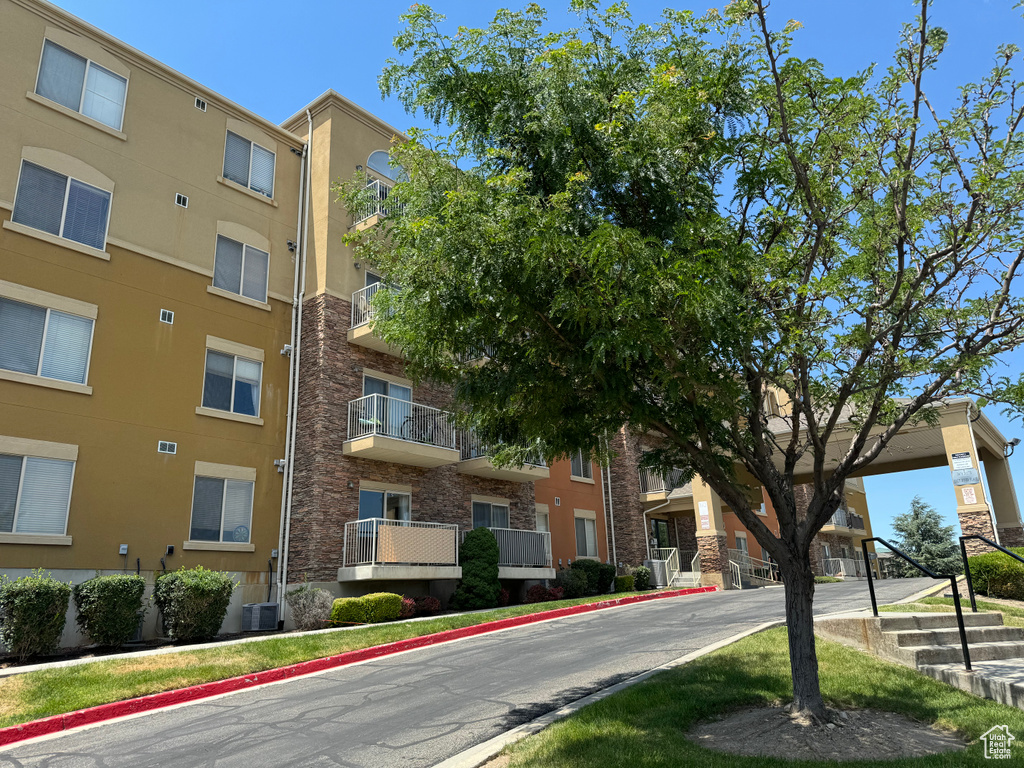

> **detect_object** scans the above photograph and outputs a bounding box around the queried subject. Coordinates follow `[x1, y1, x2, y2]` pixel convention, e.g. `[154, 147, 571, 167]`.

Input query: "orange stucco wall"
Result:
[535, 458, 608, 568]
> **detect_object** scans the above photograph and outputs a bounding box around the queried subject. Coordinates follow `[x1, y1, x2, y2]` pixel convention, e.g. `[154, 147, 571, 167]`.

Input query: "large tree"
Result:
[890, 496, 962, 577]
[341, 0, 1024, 720]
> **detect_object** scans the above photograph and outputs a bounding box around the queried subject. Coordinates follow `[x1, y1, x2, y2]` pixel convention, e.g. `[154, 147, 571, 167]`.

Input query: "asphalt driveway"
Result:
[0, 577, 932, 768]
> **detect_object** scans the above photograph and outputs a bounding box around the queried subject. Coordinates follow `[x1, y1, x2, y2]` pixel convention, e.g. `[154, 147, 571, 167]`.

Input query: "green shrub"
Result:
[330, 597, 366, 625]
[555, 568, 588, 599]
[632, 565, 651, 591]
[968, 547, 1024, 601]
[614, 574, 634, 593]
[570, 559, 603, 595]
[815, 575, 843, 584]
[596, 563, 617, 594]
[72, 574, 146, 647]
[153, 566, 235, 641]
[450, 527, 501, 611]
[0, 570, 71, 661]
[361, 592, 402, 623]
[285, 583, 335, 630]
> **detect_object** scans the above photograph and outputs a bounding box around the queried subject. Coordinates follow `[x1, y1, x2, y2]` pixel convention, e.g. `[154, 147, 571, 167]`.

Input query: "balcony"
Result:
[638, 467, 685, 501]
[823, 556, 868, 579]
[344, 394, 460, 467]
[822, 508, 867, 534]
[457, 432, 550, 482]
[352, 178, 395, 231]
[463, 527, 555, 579]
[339, 518, 460, 581]
[348, 283, 400, 356]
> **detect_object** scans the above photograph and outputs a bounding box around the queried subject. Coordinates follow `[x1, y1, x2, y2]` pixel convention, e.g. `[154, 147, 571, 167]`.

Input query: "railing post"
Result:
[959, 536, 978, 613]
[950, 575, 972, 671]
[371, 519, 379, 567]
[862, 539, 878, 617]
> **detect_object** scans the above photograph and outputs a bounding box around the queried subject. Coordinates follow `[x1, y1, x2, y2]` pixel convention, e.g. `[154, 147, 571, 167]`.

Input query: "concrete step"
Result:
[902, 640, 1024, 666]
[893, 626, 1024, 647]
[878, 612, 1004, 632]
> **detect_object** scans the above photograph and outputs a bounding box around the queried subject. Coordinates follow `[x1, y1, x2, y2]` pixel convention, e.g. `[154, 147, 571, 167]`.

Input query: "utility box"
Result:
[645, 559, 669, 588]
[241, 602, 279, 632]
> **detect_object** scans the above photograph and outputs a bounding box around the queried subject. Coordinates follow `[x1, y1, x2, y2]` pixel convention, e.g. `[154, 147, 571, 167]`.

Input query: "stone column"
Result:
[692, 477, 733, 588]
[985, 455, 1024, 547]
[941, 412, 996, 555]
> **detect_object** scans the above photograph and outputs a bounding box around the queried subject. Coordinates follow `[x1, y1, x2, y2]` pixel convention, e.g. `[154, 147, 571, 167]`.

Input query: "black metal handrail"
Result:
[862, 537, 971, 671]
[959, 534, 1024, 613]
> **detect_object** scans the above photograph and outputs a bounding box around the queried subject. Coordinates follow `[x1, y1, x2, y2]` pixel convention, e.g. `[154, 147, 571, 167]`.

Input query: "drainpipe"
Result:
[643, 499, 671, 561]
[276, 110, 312, 622]
[602, 432, 618, 567]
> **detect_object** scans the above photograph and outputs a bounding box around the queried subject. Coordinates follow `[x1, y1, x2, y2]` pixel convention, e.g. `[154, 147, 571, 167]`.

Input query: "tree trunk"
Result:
[782, 559, 828, 719]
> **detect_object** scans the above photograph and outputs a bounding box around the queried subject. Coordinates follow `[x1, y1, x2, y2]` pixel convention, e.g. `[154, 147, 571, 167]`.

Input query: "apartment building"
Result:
[534, 454, 609, 570]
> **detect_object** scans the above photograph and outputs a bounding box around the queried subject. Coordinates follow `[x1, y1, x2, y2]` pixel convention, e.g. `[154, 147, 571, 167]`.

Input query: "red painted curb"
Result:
[0, 585, 717, 747]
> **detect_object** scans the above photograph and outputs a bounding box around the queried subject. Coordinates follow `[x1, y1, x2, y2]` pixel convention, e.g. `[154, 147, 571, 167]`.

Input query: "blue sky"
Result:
[52, 0, 1024, 541]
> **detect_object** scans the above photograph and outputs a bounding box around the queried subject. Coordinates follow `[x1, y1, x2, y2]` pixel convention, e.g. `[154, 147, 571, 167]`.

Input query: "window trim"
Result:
[0, 286, 97, 393]
[471, 497, 511, 529]
[222, 131, 276, 200]
[0, 449, 76, 540]
[573, 510, 598, 558]
[186, 463, 256, 549]
[11, 158, 113, 254]
[33, 39, 129, 133]
[210, 234, 270, 306]
[198, 350, 263, 420]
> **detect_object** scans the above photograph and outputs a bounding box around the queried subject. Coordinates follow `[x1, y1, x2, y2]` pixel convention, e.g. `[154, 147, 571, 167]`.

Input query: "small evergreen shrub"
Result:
[968, 548, 1024, 601]
[72, 574, 146, 647]
[614, 574, 635, 593]
[400, 597, 416, 619]
[525, 584, 549, 603]
[0, 570, 71, 661]
[632, 566, 651, 591]
[596, 563, 617, 594]
[362, 592, 403, 623]
[555, 568, 588, 599]
[154, 566, 235, 641]
[570, 559, 603, 595]
[815, 575, 843, 584]
[285, 583, 335, 630]
[330, 597, 366, 625]
[413, 595, 441, 616]
[450, 527, 501, 611]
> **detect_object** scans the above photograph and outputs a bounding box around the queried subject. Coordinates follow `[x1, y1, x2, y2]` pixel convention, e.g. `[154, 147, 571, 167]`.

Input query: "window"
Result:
[223, 132, 275, 198]
[189, 475, 253, 543]
[35, 40, 127, 130]
[358, 489, 411, 521]
[570, 450, 592, 480]
[574, 515, 597, 557]
[535, 509, 549, 532]
[12, 161, 111, 250]
[213, 235, 269, 303]
[0, 297, 93, 384]
[202, 350, 262, 416]
[367, 150, 404, 181]
[473, 501, 510, 529]
[0, 453, 74, 536]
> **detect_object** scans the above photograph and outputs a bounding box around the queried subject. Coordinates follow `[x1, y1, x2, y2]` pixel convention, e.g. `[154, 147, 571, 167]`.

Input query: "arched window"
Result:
[367, 150, 404, 181]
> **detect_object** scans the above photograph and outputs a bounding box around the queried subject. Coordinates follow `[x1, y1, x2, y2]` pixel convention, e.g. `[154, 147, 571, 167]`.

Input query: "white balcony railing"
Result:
[351, 282, 386, 328]
[342, 518, 458, 567]
[823, 557, 868, 578]
[347, 394, 456, 449]
[459, 430, 547, 466]
[357, 178, 395, 223]
[464, 527, 552, 568]
[638, 467, 684, 494]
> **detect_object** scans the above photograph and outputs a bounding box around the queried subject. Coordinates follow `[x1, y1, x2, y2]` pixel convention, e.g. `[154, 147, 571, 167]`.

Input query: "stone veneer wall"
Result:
[289, 293, 534, 583]
[606, 428, 649, 569]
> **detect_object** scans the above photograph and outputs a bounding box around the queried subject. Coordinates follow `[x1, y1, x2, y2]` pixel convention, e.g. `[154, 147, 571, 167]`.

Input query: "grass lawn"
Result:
[880, 597, 1024, 629]
[0, 591, 649, 729]
[502, 627, 1024, 767]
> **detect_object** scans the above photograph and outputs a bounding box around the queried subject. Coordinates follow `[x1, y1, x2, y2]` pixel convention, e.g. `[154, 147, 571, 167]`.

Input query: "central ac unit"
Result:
[241, 602, 279, 632]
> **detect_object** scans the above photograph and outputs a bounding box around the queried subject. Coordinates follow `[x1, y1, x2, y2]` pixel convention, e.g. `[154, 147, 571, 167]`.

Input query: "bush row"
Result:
[968, 547, 1024, 601]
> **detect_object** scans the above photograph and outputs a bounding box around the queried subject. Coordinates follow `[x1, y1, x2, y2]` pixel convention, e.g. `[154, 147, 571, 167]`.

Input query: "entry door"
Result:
[652, 519, 669, 549]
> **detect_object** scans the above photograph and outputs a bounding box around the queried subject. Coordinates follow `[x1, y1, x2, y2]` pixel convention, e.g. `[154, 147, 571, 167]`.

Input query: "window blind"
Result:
[12, 162, 67, 237]
[63, 179, 110, 250]
[249, 144, 275, 197]
[222, 480, 253, 542]
[241, 246, 269, 302]
[0, 298, 46, 375]
[0, 454, 22, 533]
[40, 310, 92, 384]
[15, 457, 73, 535]
[36, 41, 86, 111]
[190, 476, 223, 542]
[493, 505, 510, 529]
[232, 358, 261, 416]
[223, 132, 251, 187]
[213, 236, 244, 294]
[202, 351, 234, 411]
[81, 63, 126, 130]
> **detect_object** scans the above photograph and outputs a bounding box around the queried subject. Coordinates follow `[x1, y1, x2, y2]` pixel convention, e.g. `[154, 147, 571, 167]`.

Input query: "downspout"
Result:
[599, 462, 610, 564]
[603, 432, 618, 567]
[277, 110, 312, 621]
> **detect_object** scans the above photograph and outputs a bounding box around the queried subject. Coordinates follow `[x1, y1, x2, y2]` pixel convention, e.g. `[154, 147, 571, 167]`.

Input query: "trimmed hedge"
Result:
[330, 592, 404, 625]
[596, 563, 616, 594]
[815, 575, 843, 584]
[614, 574, 635, 593]
[555, 568, 588, 599]
[0, 570, 71, 661]
[450, 527, 501, 611]
[632, 566, 651, 591]
[154, 566, 235, 641]
[285, 583, 335, 630]
[968, 547, 1024, 601]
[570, 559, 603, 595]
[330, 597, 365, 625]
[72, 574, 146, 647]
